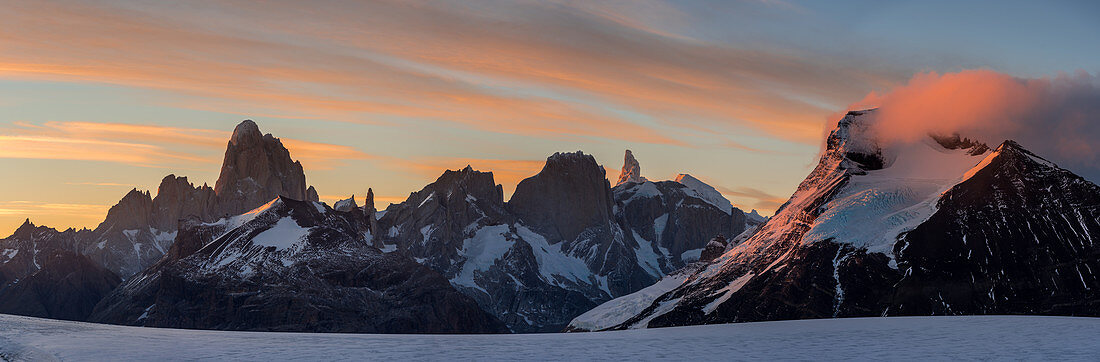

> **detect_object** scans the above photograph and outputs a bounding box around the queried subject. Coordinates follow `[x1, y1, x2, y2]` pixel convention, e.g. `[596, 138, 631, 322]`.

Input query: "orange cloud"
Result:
[0, 0, 903, 147]
[0, 121, 371, 170]
[716, 185, 787, 214]
[852, 69, 1100, 181]
[0, 135, 207, 167]
[0, 201, 111, 235]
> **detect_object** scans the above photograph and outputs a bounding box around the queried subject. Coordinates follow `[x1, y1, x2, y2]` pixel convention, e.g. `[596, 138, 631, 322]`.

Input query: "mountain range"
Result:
[0, 120, 749, 333]
[3, 110, 1098, 334]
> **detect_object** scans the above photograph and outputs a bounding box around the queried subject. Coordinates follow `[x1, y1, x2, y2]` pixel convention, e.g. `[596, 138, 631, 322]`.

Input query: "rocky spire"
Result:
[213, 120, 314, 216]
[616, 150, 646, 186]
[365, 188, 375, 213]
[363, 188, 380, 238]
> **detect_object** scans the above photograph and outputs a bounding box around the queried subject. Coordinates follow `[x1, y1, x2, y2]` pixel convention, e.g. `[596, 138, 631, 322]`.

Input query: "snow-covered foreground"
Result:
[1, 314, 1098, 361]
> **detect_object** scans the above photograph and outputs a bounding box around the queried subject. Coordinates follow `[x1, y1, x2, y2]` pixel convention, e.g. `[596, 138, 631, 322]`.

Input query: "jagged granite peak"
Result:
[150, 174, 217, 231]
[571, 111, 1100, 331]
[229, 119, 262, 146]
[746, 209, 767, 224]
[0, 119, 335, 319]
[214, 120, 316, 218]
[362, 188, 380, 239]
[334, 195, 358, 212]
[306, 186, 319, 203]
[101, 189, 153, 230]
[90, 196, 508, 334]
[378, 166, 509, 270]
[11, 218, 37, 239]
[509, 151, 614, 244]
[375, 150, 756, 332]
[616, 150, 647, 186]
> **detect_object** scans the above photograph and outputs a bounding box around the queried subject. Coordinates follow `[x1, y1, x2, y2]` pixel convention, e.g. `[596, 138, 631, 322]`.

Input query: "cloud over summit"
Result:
[853, 69, 1100, 181]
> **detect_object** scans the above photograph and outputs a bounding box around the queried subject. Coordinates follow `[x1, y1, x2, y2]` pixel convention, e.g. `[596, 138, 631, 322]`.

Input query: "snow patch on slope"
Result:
[251, 217, 311, 249]
[569, 269, 691, 331]
[516, 225, 606, 294]
[674, 174, 733, 215]
[803, 138, 989, 257]
[452, 224, 513, 292]
[703, 272, 755, 315]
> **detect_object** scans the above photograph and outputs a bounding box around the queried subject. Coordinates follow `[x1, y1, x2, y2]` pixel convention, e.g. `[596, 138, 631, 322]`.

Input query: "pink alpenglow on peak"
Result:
[616, 150, 647, 186]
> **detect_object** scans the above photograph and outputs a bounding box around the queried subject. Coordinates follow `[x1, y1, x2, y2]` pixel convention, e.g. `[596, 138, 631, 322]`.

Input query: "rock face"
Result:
[509, 152, 615, 245]
[90, 196, 507, 334]
[377, 152, 751, 333]
[699, 236, 728, 263]
[889, 141, 1100, 316]
[1, 221, 81, 291]
[616, 150, 647, 186]
[569, 110, 1100, 331]
[214, 120, 318, 217]
[613, 180, 747, 268]
[378, 166, 511, 272]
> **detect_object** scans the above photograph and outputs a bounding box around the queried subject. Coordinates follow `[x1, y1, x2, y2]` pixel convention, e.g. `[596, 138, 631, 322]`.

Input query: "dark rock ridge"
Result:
[0, 220, 121, 321]
[0, 248, 120, 321]
[613, 179, 747, 269]
[377, 151, 751, 332]
[90, 196, 507, 334]
[570, 110, 1100, 331]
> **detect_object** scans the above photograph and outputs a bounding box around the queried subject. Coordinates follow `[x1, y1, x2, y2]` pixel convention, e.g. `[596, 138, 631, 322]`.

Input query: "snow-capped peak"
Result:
[674, 174, 733, 215]
[333, 195, 358, 212]
[746, 209, 768, 224]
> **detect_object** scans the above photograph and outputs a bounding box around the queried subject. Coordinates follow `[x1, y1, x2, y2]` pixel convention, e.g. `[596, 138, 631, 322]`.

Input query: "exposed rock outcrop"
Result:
[699, 235, 728, 262]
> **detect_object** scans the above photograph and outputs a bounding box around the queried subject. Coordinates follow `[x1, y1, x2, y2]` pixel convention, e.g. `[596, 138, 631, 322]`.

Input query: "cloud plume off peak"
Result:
[853, 69, 1100, 181]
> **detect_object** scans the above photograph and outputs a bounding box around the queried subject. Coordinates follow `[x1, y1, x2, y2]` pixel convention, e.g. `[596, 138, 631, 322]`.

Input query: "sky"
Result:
[1, 0, 1098, 235]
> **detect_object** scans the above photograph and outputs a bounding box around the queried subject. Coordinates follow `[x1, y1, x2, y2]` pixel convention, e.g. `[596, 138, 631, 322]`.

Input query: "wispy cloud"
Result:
[64, 182, 141, 187]
[0, 121, 371, 170]
[716, 185, 787, 214]
[0, 0, 903, 146]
